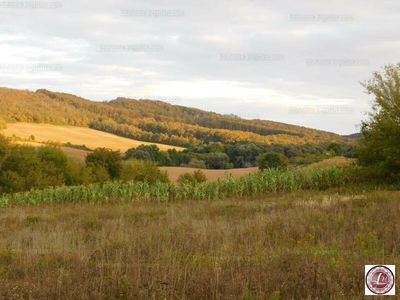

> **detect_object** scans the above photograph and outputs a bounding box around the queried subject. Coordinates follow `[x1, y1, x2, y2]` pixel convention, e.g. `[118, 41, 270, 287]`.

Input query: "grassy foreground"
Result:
[0, 190, 399, 299]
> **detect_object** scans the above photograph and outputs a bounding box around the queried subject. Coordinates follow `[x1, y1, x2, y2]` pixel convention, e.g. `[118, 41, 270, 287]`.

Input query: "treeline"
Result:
[0, 136, 355, 194]
[123, 142, 355, 169]
[0, 136, 169, 194]
[0, 88, 351, 147]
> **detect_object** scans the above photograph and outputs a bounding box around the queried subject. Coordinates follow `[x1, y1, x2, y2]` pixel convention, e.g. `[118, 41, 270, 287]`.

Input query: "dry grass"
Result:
[3, 123, 185, 152]
[306, 157, 355, 170]
[61, 147, 90, 161]
[160, 167, 258, 183]
[0, 190, 399, 299]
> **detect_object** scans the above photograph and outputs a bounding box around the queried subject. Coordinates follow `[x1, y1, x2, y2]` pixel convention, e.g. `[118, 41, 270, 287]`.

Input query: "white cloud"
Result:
[0, 0, 398, 134]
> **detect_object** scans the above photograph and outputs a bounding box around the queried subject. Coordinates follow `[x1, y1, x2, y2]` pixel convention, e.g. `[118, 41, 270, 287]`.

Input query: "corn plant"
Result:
[0, 165, 366, 207]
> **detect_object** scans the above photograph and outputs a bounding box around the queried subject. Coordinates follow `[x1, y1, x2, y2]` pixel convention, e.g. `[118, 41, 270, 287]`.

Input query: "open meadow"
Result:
[0, 162, 398, 299]
[0, 189, 399, 299]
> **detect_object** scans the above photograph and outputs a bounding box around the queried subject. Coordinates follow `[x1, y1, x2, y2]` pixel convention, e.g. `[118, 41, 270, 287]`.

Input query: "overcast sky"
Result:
[1, 0, 399, 135]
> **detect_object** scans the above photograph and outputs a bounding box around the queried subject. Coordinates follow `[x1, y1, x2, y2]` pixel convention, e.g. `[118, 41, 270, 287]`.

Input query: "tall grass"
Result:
[0, 165, 364, 207]
[1, 190, 400, 298]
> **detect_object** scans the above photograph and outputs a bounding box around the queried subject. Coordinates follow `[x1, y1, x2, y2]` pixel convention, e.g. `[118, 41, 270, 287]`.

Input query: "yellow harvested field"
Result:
[61, 147, 90, 161]
[160, 166, 258, 183]
[3, 123, 185, 152]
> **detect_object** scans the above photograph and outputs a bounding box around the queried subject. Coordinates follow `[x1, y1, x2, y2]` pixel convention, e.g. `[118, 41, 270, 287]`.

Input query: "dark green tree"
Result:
[205, 152, 230, 169]
[257, 152, 289, 170]
[327, 143, 342, 156]
[85, 148, 122, 179]
[187, 158, 207, 169]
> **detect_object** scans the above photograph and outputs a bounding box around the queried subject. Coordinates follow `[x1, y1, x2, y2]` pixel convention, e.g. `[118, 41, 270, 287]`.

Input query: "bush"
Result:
[36, 146, 69, 187]
[193, 169, 207, 183]
[177, 173, 196, 186]
[65, 157, 93, 186]
[120, 160, 170, 184]
[257, 152, 289, 170]
[205, 153, 230, 169]
[177, 169, 207, 186]
[85, 148, 122, 179]
[90, 165, 111, 184]
[187, 158, 206, 169]
[0, 170, 25, 193]
[1, 144, 69, 191]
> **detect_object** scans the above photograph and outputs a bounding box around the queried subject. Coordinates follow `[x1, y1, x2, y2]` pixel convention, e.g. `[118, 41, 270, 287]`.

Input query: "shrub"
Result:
[65, 157, 93, 186]
[257, 152, 289, 170]
[177, 173, 196, 186]
[187, 158, 206, 169]
[85, 148, 122, 179]
[205, 153, 230, 169]
[193, 169, 207, 183]
[177, 169, 207, 186]
[90, 165, 111, 184]
[0, 170, 25, 193]
[37, 146, 69, 187]
[120, 160, 170, 184]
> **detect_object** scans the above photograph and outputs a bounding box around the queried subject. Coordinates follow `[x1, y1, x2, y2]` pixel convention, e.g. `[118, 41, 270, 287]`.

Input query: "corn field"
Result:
[0, 165, 363, 207]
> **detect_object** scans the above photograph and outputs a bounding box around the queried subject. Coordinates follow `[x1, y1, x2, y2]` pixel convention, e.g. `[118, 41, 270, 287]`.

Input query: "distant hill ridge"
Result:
[342, 132, 362, 139]
[0, 87, 350, 146]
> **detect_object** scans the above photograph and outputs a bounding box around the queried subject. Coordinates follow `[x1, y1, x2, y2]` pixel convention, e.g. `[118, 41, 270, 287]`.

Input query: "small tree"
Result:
[37, 146, 69, 187]
[120, 160, 169, 184]
[177, 173, 196, 186]
[205, 152, 230, 169]
[187, 158, 206, 169]
[90, 165, 111, 184]
[327, 143, 342, 156]
[85, 148, 122, 180]
[193, 169, 207, 183]
[177, 169, 207, 186]
[358, 63, 400, 179]
[257, 152, 289, 170]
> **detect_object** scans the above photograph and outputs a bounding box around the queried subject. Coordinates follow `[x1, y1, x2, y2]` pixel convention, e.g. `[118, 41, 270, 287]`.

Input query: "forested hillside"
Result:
[0, 87, 350, 147]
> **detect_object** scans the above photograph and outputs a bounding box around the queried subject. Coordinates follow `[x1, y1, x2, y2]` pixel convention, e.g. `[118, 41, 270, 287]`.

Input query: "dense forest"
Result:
[0, 87, 352, 147]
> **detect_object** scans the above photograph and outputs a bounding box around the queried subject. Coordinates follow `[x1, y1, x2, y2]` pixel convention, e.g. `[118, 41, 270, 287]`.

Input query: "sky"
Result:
[0, 0, 399, 135]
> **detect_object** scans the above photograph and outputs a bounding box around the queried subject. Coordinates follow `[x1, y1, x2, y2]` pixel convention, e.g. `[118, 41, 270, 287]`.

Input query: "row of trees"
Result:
[0, 136, 75, 193]
[0, 137, 169, 194]
[122, 142, 353, 169]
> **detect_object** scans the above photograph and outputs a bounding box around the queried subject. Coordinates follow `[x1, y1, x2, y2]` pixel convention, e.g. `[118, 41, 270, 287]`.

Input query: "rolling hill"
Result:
[3, 123, 185, 152]
[0, 87, 351, 147]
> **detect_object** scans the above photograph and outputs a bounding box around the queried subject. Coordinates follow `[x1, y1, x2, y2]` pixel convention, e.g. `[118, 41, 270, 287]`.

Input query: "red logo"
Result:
[366, 266, 395, 295]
